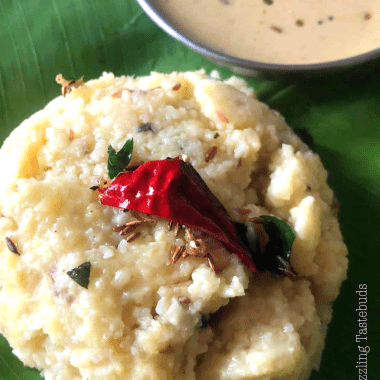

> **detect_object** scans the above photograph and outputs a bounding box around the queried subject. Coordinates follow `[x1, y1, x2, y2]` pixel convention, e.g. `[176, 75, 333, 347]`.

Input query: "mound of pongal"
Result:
[0, 70, 347, 380]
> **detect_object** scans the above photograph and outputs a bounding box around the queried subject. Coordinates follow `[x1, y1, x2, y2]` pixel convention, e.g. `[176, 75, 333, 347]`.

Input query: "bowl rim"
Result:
[137, 0, 380, 75]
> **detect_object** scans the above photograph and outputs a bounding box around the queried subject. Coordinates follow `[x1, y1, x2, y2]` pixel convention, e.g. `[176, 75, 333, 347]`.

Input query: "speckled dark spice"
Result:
[138, 123, 154, 133]
[270, 25, 283, 33]
[172, 83, 182, 91]
[5, 237, 20, 255]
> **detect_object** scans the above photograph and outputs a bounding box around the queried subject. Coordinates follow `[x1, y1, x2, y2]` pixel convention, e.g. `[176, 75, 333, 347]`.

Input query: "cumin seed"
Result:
[171, 245, 186, 264]
[205, 146, 218, 162]
[178, 296, 191, 304]
[236, 208, 252, 216]
[126, 231, 141, 242]
[207, 253, 216, 273]
[270, 25, 283, 33]
[185, 228, 195, 242]
[115, 220, 144, 235]
[248, 216, 264, 224]
[160, 346, 175, 354]
[172, 83, 181, 91]
[138, 212, 155, 224]
[169, 244, 176, 260]
[5, 237, 20, 255]
[127, 220, 145, 227]
[112, 90, 123, 98]
[214, 132, 220, 139]
[55, 74, 84, 97]
[89, 185, 99, 191]
[120, 225, 140, 236]
[173, 222, 181, 237]
[113, 225, 126, 233]
[216, 111, 229, 124]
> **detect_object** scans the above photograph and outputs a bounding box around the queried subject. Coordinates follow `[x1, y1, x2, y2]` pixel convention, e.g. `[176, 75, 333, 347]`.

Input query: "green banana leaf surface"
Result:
[0, 0, 379, 379]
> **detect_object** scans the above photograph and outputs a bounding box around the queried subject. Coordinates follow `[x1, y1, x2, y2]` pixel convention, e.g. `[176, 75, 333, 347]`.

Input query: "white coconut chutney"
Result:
[160, 0, 379, 64]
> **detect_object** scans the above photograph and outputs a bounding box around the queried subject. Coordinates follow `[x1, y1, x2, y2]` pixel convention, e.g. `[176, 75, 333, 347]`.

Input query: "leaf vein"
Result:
[0, 1, 27, 96]
[13, 0, 47, 101]
[0, 350, 23, 380]
[0, 64, 10, 128]
[50, 0, 76, 77]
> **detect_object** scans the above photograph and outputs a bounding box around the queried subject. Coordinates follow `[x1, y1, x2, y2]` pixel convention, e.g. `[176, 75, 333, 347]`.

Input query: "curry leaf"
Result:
[234, 216, 295, 276]
[108, 139, 134, 179]
[260, 215, 296, 261]
[199, 314, 210, 328]
[67, 262, 91, 289]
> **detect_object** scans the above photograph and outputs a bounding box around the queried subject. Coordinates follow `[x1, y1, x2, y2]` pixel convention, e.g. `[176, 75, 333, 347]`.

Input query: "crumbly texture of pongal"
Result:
[0, 71, 347, 380]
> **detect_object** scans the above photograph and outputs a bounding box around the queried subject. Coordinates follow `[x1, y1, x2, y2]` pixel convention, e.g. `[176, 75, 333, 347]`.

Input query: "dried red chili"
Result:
[98, 157, 257, 272]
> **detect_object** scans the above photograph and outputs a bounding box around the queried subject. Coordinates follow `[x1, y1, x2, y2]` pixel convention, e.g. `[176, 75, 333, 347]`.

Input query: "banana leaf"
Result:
[0, 1, 379, 379]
